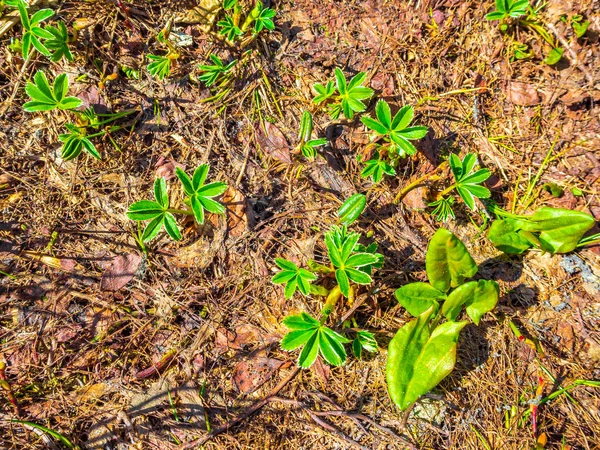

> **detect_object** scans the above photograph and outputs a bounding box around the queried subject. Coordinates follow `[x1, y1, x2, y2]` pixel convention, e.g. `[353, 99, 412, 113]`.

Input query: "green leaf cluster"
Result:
[271, 258, 318, 298]
[430, 153, 491, 222]
[387, 228, 499, 410]
[147, 54, 173, 80]
[24, 71, 81, 112]
[296, 111, 327, 160]
[127, 164, 227, 242]
[325, 225, 381, 297]
[218, 0, 275, 42]
[361, 101, 428, 158]
[313, 68, 373, 120]
[488, 206, 597, 254]
[198, 54, 237, 87]
[10, 0, 72, 61]
[485, 0, 529, 21]
[281, 312, 351, 368]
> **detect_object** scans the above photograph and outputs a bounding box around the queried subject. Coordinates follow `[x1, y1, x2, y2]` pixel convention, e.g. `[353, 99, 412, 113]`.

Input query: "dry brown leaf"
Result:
[504, 81, 540, 106]
[100, 253, 142, 291]
[222, 186, 247, 238]
[232, 354, 285, 394]
[255, 121, 291, 163]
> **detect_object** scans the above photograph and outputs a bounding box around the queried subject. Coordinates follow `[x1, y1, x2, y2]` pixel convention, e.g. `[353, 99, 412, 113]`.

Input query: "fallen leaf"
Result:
[232, 354, 284, 393]
[255, 121, 291, 163]
[311, 356, 331, 383]
[100, 253, 142, 291]
[504, 81, 540, 106]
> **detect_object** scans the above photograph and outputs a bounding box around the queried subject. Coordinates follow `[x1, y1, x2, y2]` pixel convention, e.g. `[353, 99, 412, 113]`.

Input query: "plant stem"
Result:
[436, 183, 456, 200]
[393, 161, 448, 204]
[320, 285, 343, 324]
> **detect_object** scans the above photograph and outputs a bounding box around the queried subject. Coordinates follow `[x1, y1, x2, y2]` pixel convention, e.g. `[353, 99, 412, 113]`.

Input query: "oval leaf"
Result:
[395, 282, 445, 317]
[337, 193, 366, 225]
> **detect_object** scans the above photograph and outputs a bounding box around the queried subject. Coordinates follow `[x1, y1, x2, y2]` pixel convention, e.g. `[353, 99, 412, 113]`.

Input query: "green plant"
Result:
[487, 205, 599, 254]
[23, 71, 81, 112]
[198, 54, 237, 87]
[272, 208, 382, 368]
[387, 228, 499, 410]
[7, 0, 73, 61]
[485, 0, 529, 22]
[146, 30, 181, 80]
[429, 153, 491, 221]
[24, 72, 135, 160]
[313, 68, 374, 120]
[296, 111, 327, 160]
[337, 193, 366, 226]
[127, 164, 227, 242]
[570, 14, 590, 38]
[218, 0, 275, 44]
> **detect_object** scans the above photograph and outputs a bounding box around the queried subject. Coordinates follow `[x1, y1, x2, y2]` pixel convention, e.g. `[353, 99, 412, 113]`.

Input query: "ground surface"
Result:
[1, 0, 600, 449]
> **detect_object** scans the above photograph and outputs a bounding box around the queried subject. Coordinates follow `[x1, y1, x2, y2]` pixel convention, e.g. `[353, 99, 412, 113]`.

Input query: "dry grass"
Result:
[1, 0, 599, 449]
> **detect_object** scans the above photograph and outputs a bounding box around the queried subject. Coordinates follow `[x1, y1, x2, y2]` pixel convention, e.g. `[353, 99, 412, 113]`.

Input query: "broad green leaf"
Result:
[425, 228, 477, 292]
[175, 167, 194, 195]
[465, 280, 499, 325]
[487, 219, 531, 254]
[544, 47, 564, 65]
[345, 267, 372, 284]
[337, 193, 366, 225]
[442, 280, 499, 324]
[375, 100, 392, 129]
[297, 332, 320, 368]
[142, 215, 165, 242]
[345, 253, 379, 268]
[59, 96, 82, 110]
[520, 207, 595, 253]
[391, 105, 414, 131]
[395, 282, 445, 317]
[336, 269, 350, 297]
[386, 307, 468, 410]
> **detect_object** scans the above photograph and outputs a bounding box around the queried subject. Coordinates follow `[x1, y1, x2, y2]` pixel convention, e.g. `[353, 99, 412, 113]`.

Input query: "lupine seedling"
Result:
[313, 68, 374, 120]
[487, 205, 599, 254]
[296, 111, 327, 160]
[218, 0, 275, 44]
[147, 30, 181, 80]
[485, 0, 529, 22]
[24, 71, 135, 160]
[7, 0, 73, 61]
[198, 54, 237, 87]
[359, 100, 428, 183]
[428, 153, 491, 221]
[127, 164, 227, 243]
[272, 201, 381, 368]
[387, 228, 499, 410]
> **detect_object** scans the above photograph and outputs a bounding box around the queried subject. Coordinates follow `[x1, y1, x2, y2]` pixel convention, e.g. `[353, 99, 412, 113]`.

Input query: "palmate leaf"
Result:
[24, 71, 81, 112]
[313, 81, 335, 104]
[175, 164, 227, 225]
[147, 54, 171, 80]
[352, 330, 378, 358]
[127, 178, 181, 242]
[332, 68, 373, 120]
[43, 22, 73, 62]
[198, 54, 237, 87]
[449, 153, 491, 210]
[59, 125, 100, 160]
[272, 258, 317, 298]
[252, 2, 276, 34]
[281, 312, 350, 368]
[428, 197, 455, 222]
[217, 15, 243, 41]
[360, 156, 396, 183]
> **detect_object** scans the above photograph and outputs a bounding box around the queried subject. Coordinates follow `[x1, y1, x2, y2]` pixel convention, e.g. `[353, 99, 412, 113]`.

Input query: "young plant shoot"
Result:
[127, 164, 227, 242]
[218, 0, 275, 44]
[359, 101, 428, 182]
[313, 68, 374, 120]
[296, 111, 327, 160]
[387, 228, 499, 410]
[24, 71, 135, 160]
[272, 198, 381, 368]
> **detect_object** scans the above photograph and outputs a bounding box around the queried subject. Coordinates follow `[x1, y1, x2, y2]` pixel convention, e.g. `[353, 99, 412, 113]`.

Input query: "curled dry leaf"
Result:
[233, 353, 285, 394]
[504, 81, 540, 106]
[100, 253, 142, 291]
[255, 121, 291, 163]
